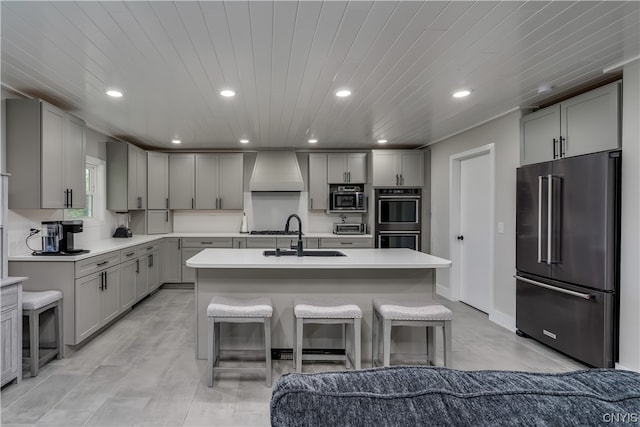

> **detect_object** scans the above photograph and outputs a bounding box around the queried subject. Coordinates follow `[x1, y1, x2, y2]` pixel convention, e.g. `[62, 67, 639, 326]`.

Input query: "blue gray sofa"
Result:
[271, 366, 640, 426]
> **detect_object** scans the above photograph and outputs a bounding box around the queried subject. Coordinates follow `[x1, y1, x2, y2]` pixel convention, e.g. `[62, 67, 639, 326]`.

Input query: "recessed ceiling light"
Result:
[220, 89, 236, 97]
[240, 139, 249, 144]
[452, 89, 471, 98]
[377, 139, 387, 144]
[171, 139, 181, 144]
[106, 89, 123, 98]
[335, 89, 351, 97]
[308, 139, 318, 144]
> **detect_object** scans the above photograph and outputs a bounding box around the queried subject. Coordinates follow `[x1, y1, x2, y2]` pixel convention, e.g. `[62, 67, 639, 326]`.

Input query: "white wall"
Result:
[619, 60, 640, 371]
[429, 111, 521, 330]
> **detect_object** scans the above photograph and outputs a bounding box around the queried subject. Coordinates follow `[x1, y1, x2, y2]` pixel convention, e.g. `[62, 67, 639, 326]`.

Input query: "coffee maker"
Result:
[59, 220, 86, 253]
[38, 220, 88, 255]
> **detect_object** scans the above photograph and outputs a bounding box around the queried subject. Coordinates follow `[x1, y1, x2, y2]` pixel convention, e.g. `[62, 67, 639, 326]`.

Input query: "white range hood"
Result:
[249, 151, 304, 192]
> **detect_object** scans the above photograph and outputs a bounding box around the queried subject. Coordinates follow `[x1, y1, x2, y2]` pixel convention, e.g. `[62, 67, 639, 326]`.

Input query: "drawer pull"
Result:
[200, 241, 213, 245]
[146, 246, 154, 250]
[96, 261, 109, 266]
[125, 252, 135, 257]
[514, 275, 594, 300]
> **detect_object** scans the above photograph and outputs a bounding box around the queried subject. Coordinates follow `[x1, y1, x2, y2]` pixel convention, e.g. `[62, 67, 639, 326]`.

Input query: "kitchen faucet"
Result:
[284, 214, 304, 257]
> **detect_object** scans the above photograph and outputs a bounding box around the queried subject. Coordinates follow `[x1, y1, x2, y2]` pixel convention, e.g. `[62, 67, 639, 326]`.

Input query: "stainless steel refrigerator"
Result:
[515, 150, 621, 368]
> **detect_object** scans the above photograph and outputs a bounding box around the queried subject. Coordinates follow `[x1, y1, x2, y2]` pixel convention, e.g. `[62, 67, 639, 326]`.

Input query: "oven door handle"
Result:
[377, 230, 421, 234]
[377, 195, 422, 199]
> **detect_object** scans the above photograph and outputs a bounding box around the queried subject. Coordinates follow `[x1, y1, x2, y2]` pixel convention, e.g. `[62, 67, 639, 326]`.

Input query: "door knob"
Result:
[457, 235, 464, 241]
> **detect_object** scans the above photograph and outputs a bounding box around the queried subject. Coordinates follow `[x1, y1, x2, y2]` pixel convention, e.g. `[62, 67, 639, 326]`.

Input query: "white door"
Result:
[458, 153, 491, 313]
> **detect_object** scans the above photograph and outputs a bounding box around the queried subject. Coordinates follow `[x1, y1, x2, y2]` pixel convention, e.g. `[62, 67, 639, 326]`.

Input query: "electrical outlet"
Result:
[497, 222, 504, 234]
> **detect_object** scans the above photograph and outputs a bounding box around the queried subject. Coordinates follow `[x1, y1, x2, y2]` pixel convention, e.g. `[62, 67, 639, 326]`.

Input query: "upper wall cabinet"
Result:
[106, 141, 147, 211]
[6, 99, 86, 209]
[169, 153, 243, 210]
[327, 153, 367, 184]
[372, 150, 424, 187]
[308, 153, 328, 210]
[521, 82, 620, 165]
[147, 152, 169, 210]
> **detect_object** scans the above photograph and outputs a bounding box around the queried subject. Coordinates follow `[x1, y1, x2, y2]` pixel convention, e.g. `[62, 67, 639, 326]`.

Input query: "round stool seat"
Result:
[208, 296, 273, 318]
[22, 291, 63, 311]
[294, 298, 362, 319]
[373, 298, 452, 321]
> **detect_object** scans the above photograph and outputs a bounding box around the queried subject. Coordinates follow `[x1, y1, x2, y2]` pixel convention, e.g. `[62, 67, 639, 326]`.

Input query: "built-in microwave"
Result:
[330, 187, 366, 212]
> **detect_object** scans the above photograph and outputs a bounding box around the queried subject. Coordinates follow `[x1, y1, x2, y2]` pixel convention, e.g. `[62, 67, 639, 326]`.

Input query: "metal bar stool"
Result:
[372, 298, 452, 368]
[294, 297, 362, 372]
[22, 291, 63, 377]
[207, 296, 273, 387]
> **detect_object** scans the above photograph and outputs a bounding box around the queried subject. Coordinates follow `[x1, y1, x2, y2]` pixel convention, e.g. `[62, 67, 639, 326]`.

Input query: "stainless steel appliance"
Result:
[330, 186, 366, 213]
[113, 212, 133, 238]
[375, 188, 421, 250]
[515, 150, 621, 368]
[333, 223, 366, 235]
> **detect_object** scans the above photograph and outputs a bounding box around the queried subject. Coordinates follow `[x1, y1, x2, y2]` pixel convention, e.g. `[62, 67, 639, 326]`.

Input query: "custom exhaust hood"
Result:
[249, 151, 304, 192]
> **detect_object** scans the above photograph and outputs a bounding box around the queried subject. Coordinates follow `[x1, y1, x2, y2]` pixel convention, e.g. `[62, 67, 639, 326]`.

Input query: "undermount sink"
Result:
[263, 249, 347, 257]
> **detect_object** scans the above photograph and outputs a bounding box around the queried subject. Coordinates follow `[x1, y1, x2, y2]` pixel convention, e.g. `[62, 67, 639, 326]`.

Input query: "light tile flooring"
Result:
[1, 288, 586, 426]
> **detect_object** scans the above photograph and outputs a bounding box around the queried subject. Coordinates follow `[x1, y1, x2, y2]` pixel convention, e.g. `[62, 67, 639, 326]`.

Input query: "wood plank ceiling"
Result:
[2, 1, 639, 150]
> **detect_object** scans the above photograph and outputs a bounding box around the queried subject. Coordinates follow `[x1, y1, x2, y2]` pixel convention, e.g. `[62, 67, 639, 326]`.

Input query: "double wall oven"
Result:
[375, 188, 421, 251]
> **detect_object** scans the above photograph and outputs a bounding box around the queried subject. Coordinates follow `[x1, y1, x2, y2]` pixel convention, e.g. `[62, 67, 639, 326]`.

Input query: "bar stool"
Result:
[294, 297, 362, 372]
[207, 296, 273, 387]
[22, 291, 63, 377]
[372, 298, 452, 368]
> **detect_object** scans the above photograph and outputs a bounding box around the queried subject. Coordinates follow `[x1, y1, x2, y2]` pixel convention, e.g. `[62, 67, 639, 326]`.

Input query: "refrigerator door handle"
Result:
[514, 275, 595, 300]
[547, 174, 554, 265]
[537, 176, 545, 263]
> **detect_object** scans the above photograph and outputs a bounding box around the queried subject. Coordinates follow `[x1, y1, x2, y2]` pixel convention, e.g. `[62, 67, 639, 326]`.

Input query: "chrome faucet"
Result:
[285, 214, 304, 257]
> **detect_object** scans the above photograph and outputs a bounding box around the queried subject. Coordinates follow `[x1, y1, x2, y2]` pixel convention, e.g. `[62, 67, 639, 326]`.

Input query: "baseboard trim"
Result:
[615, 363, 639, 372]
[489, 309, 516, 332]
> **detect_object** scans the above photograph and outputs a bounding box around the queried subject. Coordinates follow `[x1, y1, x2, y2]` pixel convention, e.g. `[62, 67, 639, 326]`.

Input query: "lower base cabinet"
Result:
[1, 281, 21, 387]
[75, 265, 120, 343]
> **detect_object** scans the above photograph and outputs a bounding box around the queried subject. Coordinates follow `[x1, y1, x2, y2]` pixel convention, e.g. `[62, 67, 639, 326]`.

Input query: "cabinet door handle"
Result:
[148, 254, 153, 267]
[99, 271, 104, 291]
[310, 198, 313, 209]
[137, 196, 142, 209]
[165, 198, 169, 209]
[104, 271, 108, 290]
[343, 172, 346, 182]
[395, 174, 399, 186]
[191, 198, 194, 209]
[219, 198, 222, 209]
[400, 175, 404, 186]
[136, 259, 140, 273]
[70, 189, 73, 207]
[166, 211, 169, 222]
[559, 136, 566, 157]
[552, 138, 558, 159]
[348, 171, 351, 182]
[178, 239, 181, 250]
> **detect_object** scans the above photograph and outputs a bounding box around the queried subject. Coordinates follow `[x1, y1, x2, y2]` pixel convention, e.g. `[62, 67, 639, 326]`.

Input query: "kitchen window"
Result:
[65, 156, 104, 222]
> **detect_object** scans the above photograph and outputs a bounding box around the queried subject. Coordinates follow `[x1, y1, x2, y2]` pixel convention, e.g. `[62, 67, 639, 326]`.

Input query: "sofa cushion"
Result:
[270, 366, 640, 426]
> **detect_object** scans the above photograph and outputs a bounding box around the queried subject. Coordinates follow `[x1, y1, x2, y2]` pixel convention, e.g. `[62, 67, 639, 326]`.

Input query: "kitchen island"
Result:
[187, 248, 451, 361]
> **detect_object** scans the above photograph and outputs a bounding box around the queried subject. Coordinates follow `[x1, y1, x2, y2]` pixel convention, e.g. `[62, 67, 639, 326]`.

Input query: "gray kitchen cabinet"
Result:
[169, 153, 196, 209]
[180, 238, 233, 283]
[319, 237, 373, 248]
[147, 210, 171, 234]
[147, 152, 169, 209]
[327, 153, 367, 184]
[181, 248, 201, 283]
[106, 141, 147, 211]
[136, 242, 160, 299]
[119, 251, 137, 312]
[1, 281, 22, 387]
[6, 99, 86, 209]
[372, 150, 424, 187]
[195, 153, 243, 210]
[521, 82, 620, 165]
[308, 154, 328, 210]
[246, 237, 278, 249]
[162, 238, 182, 283]
[75, 264, 120, 343]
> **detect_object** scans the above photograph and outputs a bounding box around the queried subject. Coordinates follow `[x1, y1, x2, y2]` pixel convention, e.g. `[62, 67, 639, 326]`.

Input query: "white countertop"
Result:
[186, 248, 452, 269]
[8, 232, 373, 262]
[0, 277, 27, 287]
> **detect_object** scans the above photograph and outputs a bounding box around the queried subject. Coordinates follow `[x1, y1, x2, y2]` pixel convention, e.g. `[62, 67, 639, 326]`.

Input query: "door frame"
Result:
[449, 144, 495, 313]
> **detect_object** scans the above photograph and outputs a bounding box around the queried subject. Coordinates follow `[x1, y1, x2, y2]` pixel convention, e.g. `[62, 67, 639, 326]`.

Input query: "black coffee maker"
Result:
[59, 220, 86, 253]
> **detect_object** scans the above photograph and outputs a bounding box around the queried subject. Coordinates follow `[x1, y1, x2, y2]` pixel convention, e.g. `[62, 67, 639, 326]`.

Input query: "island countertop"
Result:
[186, 248, 452, 269]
